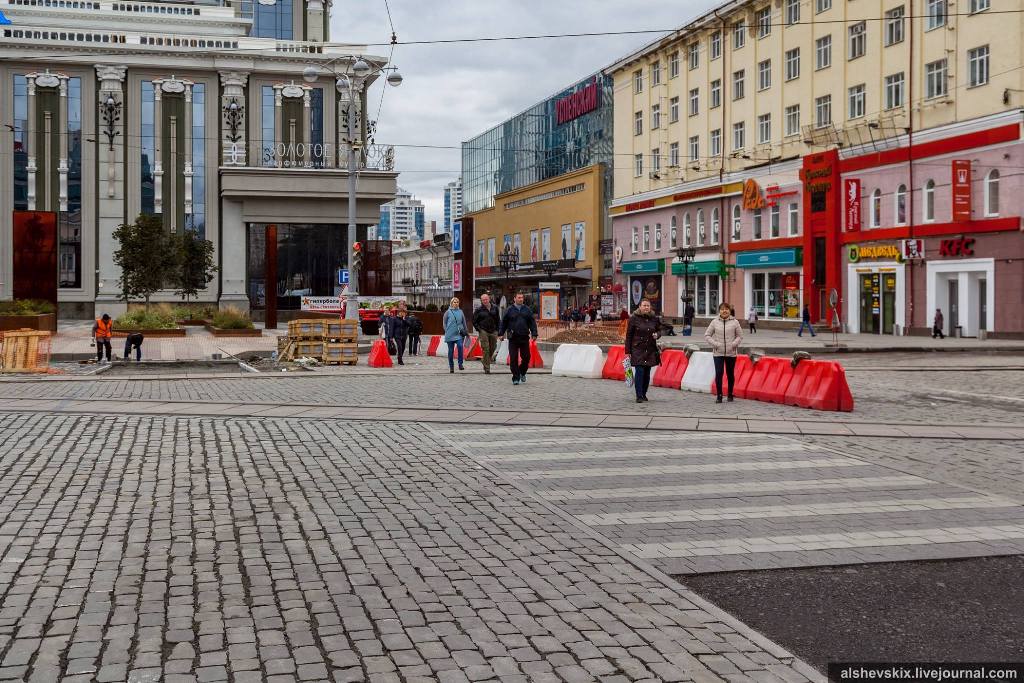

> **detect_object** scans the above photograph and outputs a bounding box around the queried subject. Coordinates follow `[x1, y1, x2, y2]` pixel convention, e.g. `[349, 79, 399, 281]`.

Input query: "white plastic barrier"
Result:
[680, 351, 716, 392]
[551, 344, 605, 379]
[495, 339, 509, 364]
[429, 335, 445, 357]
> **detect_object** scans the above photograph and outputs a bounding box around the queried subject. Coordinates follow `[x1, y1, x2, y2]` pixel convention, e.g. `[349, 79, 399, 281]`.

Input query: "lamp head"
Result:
[302, 65, 319, 83]
[335, 76, 351, 96]
[352, 59, 371, 77]
[386, 70, 403, 87]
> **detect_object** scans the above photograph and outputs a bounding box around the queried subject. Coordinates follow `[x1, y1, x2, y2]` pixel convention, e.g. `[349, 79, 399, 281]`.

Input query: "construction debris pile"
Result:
[277, 319, 359, 365]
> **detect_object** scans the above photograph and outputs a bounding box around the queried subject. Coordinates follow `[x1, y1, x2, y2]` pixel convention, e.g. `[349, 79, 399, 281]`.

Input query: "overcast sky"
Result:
[333, 0, 720, 227]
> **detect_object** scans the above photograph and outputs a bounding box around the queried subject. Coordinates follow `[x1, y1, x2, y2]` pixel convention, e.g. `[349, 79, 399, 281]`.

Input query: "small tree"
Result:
[113, 214, 176, 310]
[170, 229, 217, 311]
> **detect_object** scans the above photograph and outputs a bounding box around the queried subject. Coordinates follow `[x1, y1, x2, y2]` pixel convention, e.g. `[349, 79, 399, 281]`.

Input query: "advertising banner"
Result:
[952, 160, 971, 223]
[452, 261, 463, 291]
[844, 179, 861, 231]
[629, 275, 662, 314]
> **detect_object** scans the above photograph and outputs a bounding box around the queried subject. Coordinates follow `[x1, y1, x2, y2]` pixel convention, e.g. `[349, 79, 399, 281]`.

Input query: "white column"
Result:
[95, 65, 128, 313]
[153, 81, 163, 214]
[305, 0, 324, 42]
[302, 86, 311, 167]
[219, 71, 249, 166]
[219, 199, 250, 309]
[183, 83, 194, 222]
[273, 85, 283, 169]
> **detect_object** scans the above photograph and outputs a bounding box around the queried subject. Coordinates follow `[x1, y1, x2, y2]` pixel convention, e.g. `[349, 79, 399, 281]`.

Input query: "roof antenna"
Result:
[391, 31, 397, 45]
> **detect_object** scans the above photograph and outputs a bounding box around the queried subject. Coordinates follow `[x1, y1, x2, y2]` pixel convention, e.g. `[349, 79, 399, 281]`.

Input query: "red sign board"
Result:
[782, 274, 800, 290]
[844, 179, 861, 231]
[556, 78, 600, 125]
[952, 160, 972, 223]
[12, 211, 58, 304]
[452, 261, 463, 291]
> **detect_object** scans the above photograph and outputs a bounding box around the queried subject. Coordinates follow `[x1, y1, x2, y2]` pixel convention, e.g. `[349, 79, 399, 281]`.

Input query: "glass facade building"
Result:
[462, 72, 614, 215]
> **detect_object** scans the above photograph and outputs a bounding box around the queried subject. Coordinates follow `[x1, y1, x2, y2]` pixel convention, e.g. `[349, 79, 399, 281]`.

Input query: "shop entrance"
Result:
[948, 280, 959, 336]
[859, 272, 896, 334]
[978, 279, 987, 332]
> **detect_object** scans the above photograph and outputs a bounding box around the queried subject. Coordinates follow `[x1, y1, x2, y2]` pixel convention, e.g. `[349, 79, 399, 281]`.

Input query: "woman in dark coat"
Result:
[625, 299, 662, 403]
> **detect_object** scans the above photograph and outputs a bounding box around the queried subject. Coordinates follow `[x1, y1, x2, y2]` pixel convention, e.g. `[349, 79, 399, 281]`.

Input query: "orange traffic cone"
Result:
[367, 339, 393, 368]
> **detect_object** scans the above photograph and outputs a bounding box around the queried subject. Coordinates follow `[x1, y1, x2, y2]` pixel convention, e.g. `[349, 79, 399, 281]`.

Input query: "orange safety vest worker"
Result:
[95, 318, 113, 339]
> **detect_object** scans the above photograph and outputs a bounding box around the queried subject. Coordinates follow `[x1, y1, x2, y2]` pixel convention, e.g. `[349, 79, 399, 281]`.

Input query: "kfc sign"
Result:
[556, 78, 600, 125]
[939, 237, 975, 257]
[845, 179, 862, 231]
[952, 160, 972, 223]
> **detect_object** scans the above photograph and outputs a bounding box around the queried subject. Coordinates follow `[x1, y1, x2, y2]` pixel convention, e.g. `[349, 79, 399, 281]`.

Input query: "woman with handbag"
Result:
[443, 298, 468, 373]
[625, 299, 662, 403]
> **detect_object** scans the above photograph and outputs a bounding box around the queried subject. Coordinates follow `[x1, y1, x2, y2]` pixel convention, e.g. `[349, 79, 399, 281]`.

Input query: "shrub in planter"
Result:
[115, 304, 178, 330]
[425, 303, 439, 312]
[209, 308, 254, 330]
[0, 299, 56, 316]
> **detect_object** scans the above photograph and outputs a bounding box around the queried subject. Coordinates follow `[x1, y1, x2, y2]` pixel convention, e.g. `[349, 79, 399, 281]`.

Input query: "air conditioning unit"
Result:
[649, 172, 662, 180]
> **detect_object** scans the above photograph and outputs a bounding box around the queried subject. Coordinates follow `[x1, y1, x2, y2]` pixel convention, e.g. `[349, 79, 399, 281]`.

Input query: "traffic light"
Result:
[351, 242, 363, 273]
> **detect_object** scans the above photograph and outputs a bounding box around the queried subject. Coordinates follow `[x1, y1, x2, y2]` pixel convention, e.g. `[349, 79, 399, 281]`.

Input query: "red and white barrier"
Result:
[551, 344, 605, 379]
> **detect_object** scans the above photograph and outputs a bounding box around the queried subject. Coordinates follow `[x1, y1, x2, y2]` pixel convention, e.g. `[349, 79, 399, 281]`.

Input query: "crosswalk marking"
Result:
[509, 457, 865, 480]
[477, 442, 808, 462]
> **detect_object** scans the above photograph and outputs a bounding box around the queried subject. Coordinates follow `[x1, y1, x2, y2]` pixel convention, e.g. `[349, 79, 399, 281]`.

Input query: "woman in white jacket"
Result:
[704, 303, 743, 403]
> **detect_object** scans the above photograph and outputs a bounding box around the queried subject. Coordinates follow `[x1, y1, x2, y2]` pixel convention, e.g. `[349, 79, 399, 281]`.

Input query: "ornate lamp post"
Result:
[675, 245, 696, 308]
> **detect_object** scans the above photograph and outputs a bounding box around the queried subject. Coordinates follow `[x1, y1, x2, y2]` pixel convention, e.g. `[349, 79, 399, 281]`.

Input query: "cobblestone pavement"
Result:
[0, 411, 822, 683]
[434, 426, 1024, 576]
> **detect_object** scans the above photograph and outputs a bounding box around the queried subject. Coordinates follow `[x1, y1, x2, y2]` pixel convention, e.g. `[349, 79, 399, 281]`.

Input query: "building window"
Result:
[651, 103, 661, 129]
[711, 208, 720, 244]
[633, 69, 643, 93]
[758, 60, 772, 90]
[689, 136, 700, 162]
[670, 51, 680, 78]
[670, 96, 680, 122]
[732, 205, 742, 240]
[770, 205, 781, 237]
[927, 0, 946, 30]
[985, 170, 1000, 216]
[669, 142, 680, 167]
[651, 61, 661, 86]
[252, 0, 293, 39]
[885, 6, 905, 46]
[757, 114, 771, 144]
[734, 21, 746, 49]
[711, 79, 722, 109]
[785, 0, 799, 25]
[671, 216, 678, 248]
[788, 203, 799, 236]
[710, 129, 722, 157]
[895, 184, 907, 224]
[655, 223, 663, 250]
[926, 59, 948, 99]
[688, 42, 700, 70]
[753, 209, 763, 239]
[785, 48, 800, 81]
[849, 21, 866, 60]
[684, 213, 692, 246]
[969, 46, 990, 87]
[651, 148, 661, 172]
[871, 189, 882, 227]
[697, 209, 706, 245]
[643, 225, 650, 251]
[733, 122, 746, 150]
[733, 70, 745, 100]
[924, 179, 936, 222]
[634, 154, 643, 177]
[885, 72, 905, 109]
[634, 110, 643, 136]
[710, 31, 722, 60]
[689, 88, 699, 116]
[971, 0, 990, 12]
[816, 0, 831, 12]
[632, 227, 639, 253]
[848, 84, 866, 119]
[815, 95, 832, 129]
[816, 35, 832, 70]
[785, 104, 801, 136]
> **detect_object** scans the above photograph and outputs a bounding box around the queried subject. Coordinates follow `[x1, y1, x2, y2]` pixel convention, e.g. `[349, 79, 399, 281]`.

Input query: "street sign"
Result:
[538, 282, 560, 290]
[451, 220, 463, 254]
[338, 268, 350, 285]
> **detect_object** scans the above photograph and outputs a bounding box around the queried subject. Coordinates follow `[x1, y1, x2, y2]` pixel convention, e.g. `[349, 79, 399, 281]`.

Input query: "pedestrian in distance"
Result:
[92, 313, 113, 364]
[499, 291, 538, 386]
[588, 306, 598, 324]
[473, 293, 501, 374]
[932, 308, 946, 339]
[625, 299, 661, 403]
[705, 302, 743, 403]
[407, 311, 423, 355]
[123, 331, 144, 362]
[381, 306, 397, 354]
[443, 297, 468, 373]
[391, 308, 410, 365]
[797, 304, 817, 337]
[747, 306, 758, 334]
[683, 299, 696, 336]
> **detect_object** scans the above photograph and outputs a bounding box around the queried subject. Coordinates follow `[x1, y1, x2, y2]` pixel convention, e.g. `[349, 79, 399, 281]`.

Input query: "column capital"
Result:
[219, 70, 249, 90]
[95, 65, 127, 86]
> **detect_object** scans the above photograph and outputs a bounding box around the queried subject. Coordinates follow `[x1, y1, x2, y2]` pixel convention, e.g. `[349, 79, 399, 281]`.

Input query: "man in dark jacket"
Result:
[123, 332, 144, 362]
[473, 293, 501, 374]
[683, 300, 695, 336]
[798, 304, 816, 337]
[407, 312, 423, 355]
[391, 309, 411, 365]
[498, 292, 538, 386]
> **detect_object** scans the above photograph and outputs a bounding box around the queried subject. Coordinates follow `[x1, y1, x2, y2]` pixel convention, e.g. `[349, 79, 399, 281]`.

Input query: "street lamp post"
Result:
[497, 244, 519, 300]
[303, 58, 402, 322]
[675, 246, 696, 313]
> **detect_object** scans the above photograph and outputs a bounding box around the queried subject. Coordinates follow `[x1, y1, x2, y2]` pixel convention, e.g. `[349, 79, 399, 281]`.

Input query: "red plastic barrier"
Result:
[709, 355, 754, 397]
[653, 349, 688, 389]
[601, 346, 626, 380]
[464, 336, 482, 360]
[367, 339, 393, 368]
[744, 357, 794, 404]
[426, 335, 441, 356]
[506, 339, 544, 368]
[784, 360, 855, 412]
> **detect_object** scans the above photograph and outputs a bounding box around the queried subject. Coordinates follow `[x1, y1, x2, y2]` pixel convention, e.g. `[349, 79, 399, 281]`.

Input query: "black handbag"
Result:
[387, 339, 397, 355]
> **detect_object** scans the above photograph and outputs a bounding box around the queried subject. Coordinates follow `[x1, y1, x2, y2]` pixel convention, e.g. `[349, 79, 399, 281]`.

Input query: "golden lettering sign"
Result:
[742, 179, 766, 210]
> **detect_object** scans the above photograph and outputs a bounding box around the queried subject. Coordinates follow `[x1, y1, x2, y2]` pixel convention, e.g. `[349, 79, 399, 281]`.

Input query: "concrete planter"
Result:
[112, 328, 186, 337]
[178, 319, 209, 327]
[0, 313, 57, 333]
[204, 325, 261, 337]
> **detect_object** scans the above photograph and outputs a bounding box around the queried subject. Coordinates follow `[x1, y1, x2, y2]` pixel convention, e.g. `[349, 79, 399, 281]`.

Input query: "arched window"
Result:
[732, 204, 742, 240]
[670, 215, 677, 248]
[631, 227, 639, 253]
[985, 170, 1000, 216]
[655, 223, 663, 250]
[923, 180, 935, 222]
[684, 213, 692, 246]
[696, 209, 706, 245]
[871, 189, 882, 227]
[711, 208, 720, 244]
[895, 184, 907, 225]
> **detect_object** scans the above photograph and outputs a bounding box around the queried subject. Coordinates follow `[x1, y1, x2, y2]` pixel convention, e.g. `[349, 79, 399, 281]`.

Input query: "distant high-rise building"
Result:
[378, 187, 425, 241]
[443, 179, 463, 233]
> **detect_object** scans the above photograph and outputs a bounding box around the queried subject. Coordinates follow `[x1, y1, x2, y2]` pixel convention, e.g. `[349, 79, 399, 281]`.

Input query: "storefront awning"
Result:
[620, 259, 665, 274]
[735, 248, 802, 268]
[671, 260, 724, 276]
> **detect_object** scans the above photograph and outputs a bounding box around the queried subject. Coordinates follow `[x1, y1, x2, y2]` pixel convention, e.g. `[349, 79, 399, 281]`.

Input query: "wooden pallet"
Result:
[323, 342, 357, 365]
[0, 329, 52, 373]
[288, 320, 328, 339]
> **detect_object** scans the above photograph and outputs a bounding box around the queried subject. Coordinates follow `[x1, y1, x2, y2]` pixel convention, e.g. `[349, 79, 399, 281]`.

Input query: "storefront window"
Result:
[247, 223, 347, 310]
[686, 275, 722, 316]
[751, 271, 801, 318]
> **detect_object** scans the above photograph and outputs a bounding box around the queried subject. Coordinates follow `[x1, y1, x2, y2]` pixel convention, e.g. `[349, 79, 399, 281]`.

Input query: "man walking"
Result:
[473, 293, 501, 374]
[92, 313, 113, 364]
[683, 299, 695, 336]
[798, 304, 817, 337]
[499, 292, 538, 386]
[407, 311, 423, 355]
[392, 309, 411, 365]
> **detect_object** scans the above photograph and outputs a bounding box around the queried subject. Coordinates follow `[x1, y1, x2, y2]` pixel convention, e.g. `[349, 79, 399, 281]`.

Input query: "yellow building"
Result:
[467, 164, 606, 312]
